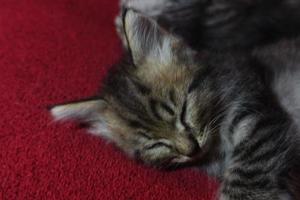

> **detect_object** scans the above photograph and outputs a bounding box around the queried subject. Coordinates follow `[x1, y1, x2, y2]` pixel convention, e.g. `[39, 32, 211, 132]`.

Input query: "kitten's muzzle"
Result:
[170, 134, 203, 165]
[186, 134, 201, 157]
[172, 132, 202, 157]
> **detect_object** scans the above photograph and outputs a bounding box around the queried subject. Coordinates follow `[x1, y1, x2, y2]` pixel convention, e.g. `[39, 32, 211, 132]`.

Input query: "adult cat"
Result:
[116, 0, 300, 50]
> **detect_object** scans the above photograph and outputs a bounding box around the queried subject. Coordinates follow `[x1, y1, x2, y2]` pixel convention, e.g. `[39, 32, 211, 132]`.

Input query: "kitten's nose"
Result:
[187, 134, 200, 157]
[175, 134, 200, 156]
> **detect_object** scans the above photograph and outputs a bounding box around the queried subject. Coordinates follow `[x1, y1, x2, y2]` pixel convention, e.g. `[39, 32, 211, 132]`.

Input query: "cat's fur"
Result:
[116, 2, 300, 198]
[51, 10, 300, 199]
[117, 0, 300, 50]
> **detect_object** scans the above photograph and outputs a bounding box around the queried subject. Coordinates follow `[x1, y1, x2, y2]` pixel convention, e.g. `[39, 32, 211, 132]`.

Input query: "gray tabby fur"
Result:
[51, 10, 300, 199]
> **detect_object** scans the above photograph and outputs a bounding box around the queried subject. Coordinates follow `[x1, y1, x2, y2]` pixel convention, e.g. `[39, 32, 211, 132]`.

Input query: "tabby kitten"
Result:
[51, 10, 299, 199]
[117, 0, 300, 50]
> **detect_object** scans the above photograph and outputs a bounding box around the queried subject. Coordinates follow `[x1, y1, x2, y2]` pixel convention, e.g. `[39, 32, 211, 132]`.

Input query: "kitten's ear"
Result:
[123, 9, 175, 65]
[50, 99, 114, 139]
[50, 99, 107, 122]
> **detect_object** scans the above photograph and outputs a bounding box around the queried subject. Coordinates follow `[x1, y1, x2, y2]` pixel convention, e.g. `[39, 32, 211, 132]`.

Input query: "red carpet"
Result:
[0, 0, 218, 199]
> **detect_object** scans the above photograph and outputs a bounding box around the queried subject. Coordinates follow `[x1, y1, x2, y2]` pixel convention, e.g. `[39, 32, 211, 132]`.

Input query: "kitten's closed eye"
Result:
[137, 131, 152, 140]
[136, 139, 176, 166]
[144, 141, 172, 150]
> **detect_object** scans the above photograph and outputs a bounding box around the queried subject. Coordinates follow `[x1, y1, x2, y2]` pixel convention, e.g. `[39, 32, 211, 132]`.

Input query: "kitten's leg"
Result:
[219, 114, 294, 200]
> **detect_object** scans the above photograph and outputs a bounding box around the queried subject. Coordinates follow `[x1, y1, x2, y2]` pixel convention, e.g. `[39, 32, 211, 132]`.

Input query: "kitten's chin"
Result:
[171, 156, 192, 163]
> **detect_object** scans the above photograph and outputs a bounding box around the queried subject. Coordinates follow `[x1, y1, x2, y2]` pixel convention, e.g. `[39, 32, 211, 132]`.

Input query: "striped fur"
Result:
[51, 10, 300, 200]
[117, 0, 300, 50]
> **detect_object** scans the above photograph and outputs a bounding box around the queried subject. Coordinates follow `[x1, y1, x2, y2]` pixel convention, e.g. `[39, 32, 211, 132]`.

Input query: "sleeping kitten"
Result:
[117, 0, 300, 50]
[51, 11, 299, 199]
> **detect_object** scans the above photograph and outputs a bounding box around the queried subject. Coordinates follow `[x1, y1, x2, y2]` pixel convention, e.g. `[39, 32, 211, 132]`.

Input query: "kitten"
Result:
[51, 11, 299, 199]
[117, 0, 300, 50]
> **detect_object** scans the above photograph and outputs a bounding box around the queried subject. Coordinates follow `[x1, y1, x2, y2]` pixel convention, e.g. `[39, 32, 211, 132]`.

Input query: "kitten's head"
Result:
[51, 10, 219, 168]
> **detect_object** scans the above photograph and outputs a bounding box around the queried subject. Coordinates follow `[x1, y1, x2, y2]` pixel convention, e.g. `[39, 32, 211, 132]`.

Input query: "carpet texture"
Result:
[0, 0, 218, 199]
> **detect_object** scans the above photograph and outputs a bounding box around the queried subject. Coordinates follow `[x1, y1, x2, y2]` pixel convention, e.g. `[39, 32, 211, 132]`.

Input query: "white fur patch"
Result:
[50, 105, 81, 121]
[89, 122, 114, 140]
[232, 116, 257, 146]
[50, 100, 105, 121]
[153, 37, 173, 66]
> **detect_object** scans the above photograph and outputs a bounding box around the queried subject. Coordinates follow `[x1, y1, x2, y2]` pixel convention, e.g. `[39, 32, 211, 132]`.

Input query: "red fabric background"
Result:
[0, 0, 218, 199]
